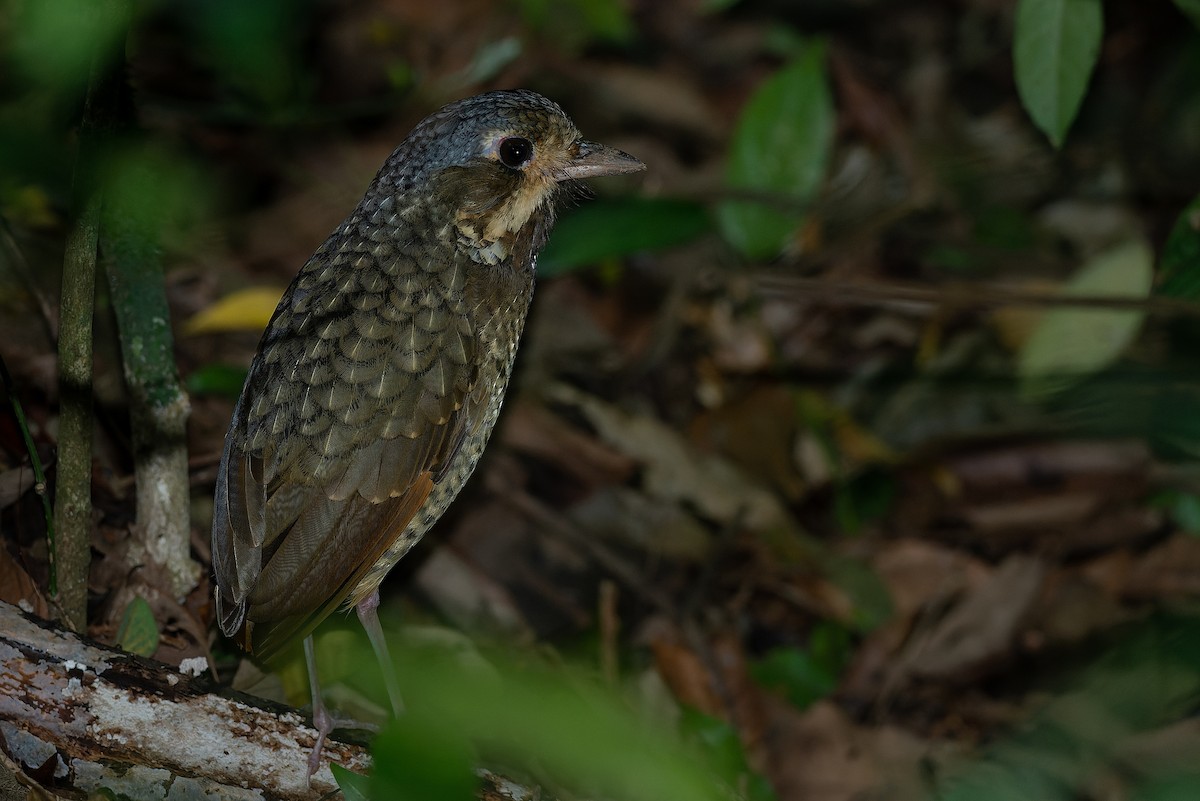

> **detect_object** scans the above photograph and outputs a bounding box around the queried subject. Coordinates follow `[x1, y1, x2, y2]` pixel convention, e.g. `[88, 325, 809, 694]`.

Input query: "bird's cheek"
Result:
[482, 177, 554, 240]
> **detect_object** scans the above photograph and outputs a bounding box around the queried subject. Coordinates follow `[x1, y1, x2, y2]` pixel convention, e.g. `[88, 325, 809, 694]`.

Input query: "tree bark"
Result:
[0, 601, 367, 800]
[0, 602, 544, 801]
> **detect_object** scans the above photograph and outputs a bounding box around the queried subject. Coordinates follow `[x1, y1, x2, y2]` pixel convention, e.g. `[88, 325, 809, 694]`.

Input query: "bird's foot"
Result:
[306, 704, 381, 781]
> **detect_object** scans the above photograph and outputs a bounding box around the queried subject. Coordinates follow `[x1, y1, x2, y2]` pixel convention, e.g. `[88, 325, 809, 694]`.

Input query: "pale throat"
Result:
[454, 174, 555, 264]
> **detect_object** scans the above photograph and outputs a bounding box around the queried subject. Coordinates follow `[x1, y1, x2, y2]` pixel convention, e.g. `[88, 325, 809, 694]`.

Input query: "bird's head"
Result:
[379, 89, 644, 259]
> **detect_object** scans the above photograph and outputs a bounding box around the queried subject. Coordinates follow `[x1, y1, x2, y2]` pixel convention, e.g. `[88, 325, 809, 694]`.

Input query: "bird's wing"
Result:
[211, 239, 485, 662]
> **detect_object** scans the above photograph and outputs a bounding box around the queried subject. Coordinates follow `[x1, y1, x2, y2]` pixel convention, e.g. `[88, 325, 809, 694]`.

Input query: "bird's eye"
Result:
[498, 137, 534, 169]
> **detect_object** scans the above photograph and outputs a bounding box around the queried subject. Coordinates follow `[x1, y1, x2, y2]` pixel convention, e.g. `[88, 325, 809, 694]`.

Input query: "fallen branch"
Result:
[0, 601, 367, 800]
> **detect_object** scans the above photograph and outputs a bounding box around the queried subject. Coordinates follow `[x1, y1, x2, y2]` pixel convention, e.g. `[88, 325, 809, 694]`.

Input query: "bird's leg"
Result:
[304, 634, 333, 780]
[356, 590, 405, 717]
[303, 633, 381, 782]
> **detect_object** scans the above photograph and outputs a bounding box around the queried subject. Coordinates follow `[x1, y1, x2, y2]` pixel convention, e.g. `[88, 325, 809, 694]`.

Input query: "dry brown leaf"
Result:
[763, 700, 879, 801]
[0, 466, 35, 509]
[413, 548, 533, 640]
[568, 486, 712, 561]
[900, 554, 1046, 680]
[548, 383, 791, 533]
[499, 400, 637, 489]
[0, 547, 48, 618]
[1125, 534, 1200, 599]
[872, 539, 990, 619]
[648, 635, 723, 717]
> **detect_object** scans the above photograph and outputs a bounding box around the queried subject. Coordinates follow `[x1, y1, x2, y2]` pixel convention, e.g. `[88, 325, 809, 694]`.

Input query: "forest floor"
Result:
[3, 1, 1200, 799]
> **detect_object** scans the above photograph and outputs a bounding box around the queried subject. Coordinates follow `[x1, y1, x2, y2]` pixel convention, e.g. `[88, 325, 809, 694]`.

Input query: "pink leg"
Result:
[356, 590, 405, 717]
[303, 634, 381, 782]
[304, 634, 331, 780]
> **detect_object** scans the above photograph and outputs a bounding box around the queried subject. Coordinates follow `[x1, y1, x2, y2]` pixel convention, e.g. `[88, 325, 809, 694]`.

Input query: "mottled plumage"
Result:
[211, 90, 643, 667]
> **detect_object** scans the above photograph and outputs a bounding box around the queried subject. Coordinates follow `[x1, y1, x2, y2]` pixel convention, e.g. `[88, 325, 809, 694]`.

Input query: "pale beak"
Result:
[559, 140, 645, 180]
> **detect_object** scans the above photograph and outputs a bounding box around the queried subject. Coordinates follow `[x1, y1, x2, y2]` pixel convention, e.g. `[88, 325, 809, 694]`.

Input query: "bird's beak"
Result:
[559, 140, 645, 180]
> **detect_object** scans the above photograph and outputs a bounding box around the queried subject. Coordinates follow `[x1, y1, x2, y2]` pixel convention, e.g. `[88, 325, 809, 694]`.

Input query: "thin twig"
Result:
[756, 274, 1200, 318]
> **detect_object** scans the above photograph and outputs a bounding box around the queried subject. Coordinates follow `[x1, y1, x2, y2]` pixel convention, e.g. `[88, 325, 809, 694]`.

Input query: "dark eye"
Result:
[498, 137, 533, 169]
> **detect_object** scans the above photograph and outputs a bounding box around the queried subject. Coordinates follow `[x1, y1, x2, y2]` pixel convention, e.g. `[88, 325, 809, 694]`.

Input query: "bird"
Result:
[209, 89, 644, 774]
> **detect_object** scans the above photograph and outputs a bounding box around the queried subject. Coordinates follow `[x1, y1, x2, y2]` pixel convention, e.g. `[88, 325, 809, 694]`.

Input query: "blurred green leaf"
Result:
[385, 61, 415, 91]
[1156, 192, 1200, 299]
[1013, 0, 1104, 147]
[679, 709, 778, 801]
[926, 245, 975, 272]
[372, 707, 478, 801]
[115, 596, 159, 657]
[188, 0, 311, 114]
[938, 615, 1200, 801]
[822, 555, 893, 631]
[1018, 239, 1153, 398]
[460, 37, 522, 86]
[1173, 0, 1200, 28]
[376, 643, 727, 801]
[540, 198, 710, 276]
[751, 623, 852, 710]
[517, 0, 632, 47]
[1150, 490, 1200, 535]
[10, 0, 126, 94]
[1052, 366, 1200, 458]
[834, 468, 896, 535]
[101, 143, 214, 250]
[1136, 774, 1200, 801]
[718, 42, 834, 259]
[976, 206, 1037, 251]
[331, 764, 372, 801]
[186, 364, 248, 399]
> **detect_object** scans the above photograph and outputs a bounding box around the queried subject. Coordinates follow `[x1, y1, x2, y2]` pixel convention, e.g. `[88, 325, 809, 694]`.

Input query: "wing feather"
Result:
[211, 241, 479, 662]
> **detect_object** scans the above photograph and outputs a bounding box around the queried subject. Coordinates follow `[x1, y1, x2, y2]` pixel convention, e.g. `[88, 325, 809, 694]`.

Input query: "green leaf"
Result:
[1173, 0, 1200, 29]
[11, 0, 127, 93]
[186, 364, 248, 399]
[1156, 193, 1200, 299]
[751, 623, 852, 709]
[679, 709, 778, 801]
[718, 42, 835, 259]
[822, 555, 894, 631]
[1151, 490, 1200, 536]
[540, 198, 710, 276]
[516, 0, 632, 46]
[387, 645, 727, 801]
[1018, 239, 1154, 398]
[189, 0, 309, 114]
[1013, 0, 1104, 147]
[834, 469, 896, 535]
[331, 764, 371, 801]
[1136, 774, 1200, 801]
[460, 37, 522, 86]
[371, 708, 478, 801]
[115, 596, 159, 658]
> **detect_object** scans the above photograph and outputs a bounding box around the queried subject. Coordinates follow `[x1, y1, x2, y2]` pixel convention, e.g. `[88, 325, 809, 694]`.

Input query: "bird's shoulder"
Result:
[235, 222, 482, 492]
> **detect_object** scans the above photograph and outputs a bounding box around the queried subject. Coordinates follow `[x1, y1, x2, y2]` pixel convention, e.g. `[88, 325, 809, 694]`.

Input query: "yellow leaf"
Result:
[184, 287, 283, 335]
[2, 184, 59, 228]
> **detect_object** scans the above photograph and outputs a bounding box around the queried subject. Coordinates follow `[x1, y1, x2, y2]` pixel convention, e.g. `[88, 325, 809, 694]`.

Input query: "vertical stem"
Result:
[54, 194, 100, 631]
[103, 169, 198, 596]
[52, 0, 124, 632]
[96, 0, 197, 598]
